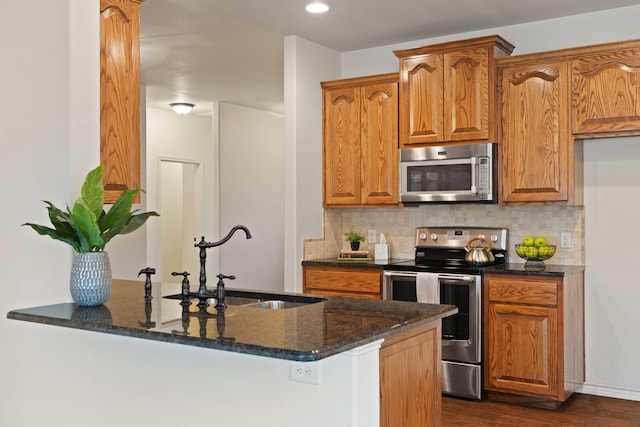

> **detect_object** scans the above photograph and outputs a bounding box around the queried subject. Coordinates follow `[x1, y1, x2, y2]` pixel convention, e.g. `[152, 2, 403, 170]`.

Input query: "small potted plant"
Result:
[23, 165, 159, 306]
[344, 228, 365, 251]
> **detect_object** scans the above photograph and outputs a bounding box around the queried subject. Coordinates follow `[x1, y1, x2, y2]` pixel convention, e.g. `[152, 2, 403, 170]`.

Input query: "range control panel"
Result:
[415, 226, 508, 251]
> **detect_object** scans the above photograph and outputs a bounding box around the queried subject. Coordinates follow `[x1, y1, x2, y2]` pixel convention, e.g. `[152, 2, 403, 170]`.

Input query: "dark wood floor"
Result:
[442, 393, 640, 426]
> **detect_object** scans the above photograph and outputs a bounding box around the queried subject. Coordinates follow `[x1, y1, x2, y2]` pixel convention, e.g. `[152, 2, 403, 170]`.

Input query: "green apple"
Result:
[516, 245, 527, 257]
[522, 236, 535, 247]
[538, 246, 554, 258]
[534, 236, 548, 247]
[525, 246, 539, 259]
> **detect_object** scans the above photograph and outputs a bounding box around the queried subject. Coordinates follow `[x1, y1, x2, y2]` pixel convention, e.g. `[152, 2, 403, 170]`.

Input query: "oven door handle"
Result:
[437, 274, 475, 282]
[383, 271, 418, 278]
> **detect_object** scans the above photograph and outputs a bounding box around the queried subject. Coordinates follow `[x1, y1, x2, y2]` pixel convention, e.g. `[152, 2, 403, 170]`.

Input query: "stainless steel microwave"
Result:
[399, 143, 497, 203]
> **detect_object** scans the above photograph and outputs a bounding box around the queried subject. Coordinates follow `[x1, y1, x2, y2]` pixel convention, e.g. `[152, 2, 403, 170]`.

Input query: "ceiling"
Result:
[139, 0, 640, 116]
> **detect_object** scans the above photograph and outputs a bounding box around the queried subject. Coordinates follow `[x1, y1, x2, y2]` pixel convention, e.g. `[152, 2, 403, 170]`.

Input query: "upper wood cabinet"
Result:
[321, 73, 399, 207]
[394, 36, 514, 147]
[100, 0, 143, 203]
[572, 42, 640, 138]
[498, 58, 583, 205]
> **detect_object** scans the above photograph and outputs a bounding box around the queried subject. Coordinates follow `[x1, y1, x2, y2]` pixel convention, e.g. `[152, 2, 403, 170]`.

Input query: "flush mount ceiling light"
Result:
[170, 102, 195, 115]
[305, 2, 329, 13]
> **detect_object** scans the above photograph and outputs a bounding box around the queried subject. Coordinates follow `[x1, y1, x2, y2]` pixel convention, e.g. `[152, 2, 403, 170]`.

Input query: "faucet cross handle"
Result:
[214, 274, 235, 310]
[171, 271, 192, 305]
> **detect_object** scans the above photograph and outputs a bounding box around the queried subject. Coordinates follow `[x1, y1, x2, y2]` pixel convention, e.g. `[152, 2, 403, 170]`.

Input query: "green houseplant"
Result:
[23, 165, 159, 305]
[344, 228, 365, 251]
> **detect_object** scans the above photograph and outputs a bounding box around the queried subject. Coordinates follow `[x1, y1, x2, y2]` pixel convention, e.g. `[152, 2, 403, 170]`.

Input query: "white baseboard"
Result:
[578, 382, 640, 401]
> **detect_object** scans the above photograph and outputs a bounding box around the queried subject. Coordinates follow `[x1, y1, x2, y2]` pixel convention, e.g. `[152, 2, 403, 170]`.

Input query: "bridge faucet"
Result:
[194, 225, 252, 295]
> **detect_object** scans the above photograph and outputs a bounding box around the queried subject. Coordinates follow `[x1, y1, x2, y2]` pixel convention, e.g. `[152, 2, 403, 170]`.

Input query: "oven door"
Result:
[384, 271, 481, 363]
[438, 273, 481, 364]
[383, 271, 418, 301]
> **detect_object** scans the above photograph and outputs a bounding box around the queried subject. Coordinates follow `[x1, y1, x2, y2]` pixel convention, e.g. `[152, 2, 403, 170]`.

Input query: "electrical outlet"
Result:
[367, 229, 377, 244]
[290, 361, 321, 385]
[561, 233, 572, 249]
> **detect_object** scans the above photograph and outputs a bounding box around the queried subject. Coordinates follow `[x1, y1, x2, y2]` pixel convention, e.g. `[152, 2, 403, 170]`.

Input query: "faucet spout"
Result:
[196, 225, 252, 249]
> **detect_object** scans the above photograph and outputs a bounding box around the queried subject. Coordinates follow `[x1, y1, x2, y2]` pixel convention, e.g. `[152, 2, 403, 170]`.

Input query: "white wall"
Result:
[583, 138, 640, 399]
[340, 5, 640, 76]
[284, 36, 341, 292]
[145, 107, 214, 282]
[334, 5, 640, 400]
[218, 103, 284, 292]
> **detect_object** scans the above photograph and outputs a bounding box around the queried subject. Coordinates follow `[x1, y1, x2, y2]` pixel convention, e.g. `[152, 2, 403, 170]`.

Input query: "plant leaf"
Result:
[120, 211, 159, 235]
[99, 189, 138, 233]
[45, 201, 76, 238]
[71, 200, 104, 252]
[22, 222, 82, 252]
[81, 165, 104, 219]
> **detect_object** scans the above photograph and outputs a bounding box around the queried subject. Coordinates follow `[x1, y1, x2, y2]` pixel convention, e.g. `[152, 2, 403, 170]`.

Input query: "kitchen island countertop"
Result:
[7, 279, 457, 362]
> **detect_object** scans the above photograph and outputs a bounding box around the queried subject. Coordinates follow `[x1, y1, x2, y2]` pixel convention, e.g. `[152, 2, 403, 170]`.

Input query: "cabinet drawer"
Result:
[487, 274, 558, 306]
[304, 266, 382, 294]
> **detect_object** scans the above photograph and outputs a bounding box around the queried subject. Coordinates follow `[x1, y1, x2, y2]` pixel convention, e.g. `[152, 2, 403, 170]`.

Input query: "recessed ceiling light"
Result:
[305, 2, 329, 14]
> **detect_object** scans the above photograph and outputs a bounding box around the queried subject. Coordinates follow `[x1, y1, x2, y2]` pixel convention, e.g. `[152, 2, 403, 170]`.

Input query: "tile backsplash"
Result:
[304, 204, 584, 265]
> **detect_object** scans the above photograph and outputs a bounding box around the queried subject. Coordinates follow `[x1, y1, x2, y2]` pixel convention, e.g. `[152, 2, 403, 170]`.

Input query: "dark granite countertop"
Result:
[304, 257, 585, 278]
[302, 257, 413, 268]
[7, 280, 457, 362]
[482, 263, 585, 276]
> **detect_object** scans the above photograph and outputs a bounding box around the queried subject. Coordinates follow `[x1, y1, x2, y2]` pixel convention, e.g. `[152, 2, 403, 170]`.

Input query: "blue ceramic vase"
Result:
[70, 252, 112, 306]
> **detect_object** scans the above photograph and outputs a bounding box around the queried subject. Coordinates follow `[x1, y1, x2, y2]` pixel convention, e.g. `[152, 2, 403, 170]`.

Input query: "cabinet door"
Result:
[500, 61, 573, 204]
[380, 323, 441, 427]
[361, 81, 398, 204]
[444, 47, 489, 142]
[486, 302, 558, 398]
[398, 54, 444, 146]
[100, 0, 142, 203]
[572, 48, 640, 137]
[323, 86, 362, 205]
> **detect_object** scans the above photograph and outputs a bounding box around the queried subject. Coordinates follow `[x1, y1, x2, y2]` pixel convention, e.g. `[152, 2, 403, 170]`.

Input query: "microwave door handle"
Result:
[470, 156, 478, 194]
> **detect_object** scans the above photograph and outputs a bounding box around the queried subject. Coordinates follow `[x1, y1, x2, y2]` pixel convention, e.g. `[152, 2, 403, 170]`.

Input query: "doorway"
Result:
[159, 159, 200, 284]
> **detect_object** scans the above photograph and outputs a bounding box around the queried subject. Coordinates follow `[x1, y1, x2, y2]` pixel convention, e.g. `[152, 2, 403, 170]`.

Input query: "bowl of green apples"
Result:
[515, 235, 556, 267]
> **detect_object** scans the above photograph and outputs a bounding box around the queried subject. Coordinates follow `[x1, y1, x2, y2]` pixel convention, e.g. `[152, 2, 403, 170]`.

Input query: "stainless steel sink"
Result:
[164, 289, 326, 309]
[244, 300, 311, 310]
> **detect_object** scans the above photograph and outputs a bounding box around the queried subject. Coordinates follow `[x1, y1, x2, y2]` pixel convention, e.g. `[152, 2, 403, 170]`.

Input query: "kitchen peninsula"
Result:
[7, 279, 456, 427]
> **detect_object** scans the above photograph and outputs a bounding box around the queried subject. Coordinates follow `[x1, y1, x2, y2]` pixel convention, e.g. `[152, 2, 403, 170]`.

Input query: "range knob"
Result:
[430, 233, 438, 241]
[419, 232, 428, 241]
[490, 234, 498, 242]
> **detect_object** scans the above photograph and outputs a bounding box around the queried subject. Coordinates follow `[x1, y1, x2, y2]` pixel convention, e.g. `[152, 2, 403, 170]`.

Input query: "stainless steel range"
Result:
[383, 226, 508, 400]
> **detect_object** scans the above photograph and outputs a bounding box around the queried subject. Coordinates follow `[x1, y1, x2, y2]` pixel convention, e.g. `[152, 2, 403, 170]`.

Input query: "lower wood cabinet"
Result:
[303, 264, 383, 299]
[380, 320, 442, 427]
[483, 271, 584, 407]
